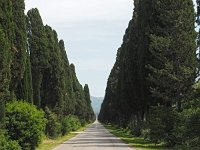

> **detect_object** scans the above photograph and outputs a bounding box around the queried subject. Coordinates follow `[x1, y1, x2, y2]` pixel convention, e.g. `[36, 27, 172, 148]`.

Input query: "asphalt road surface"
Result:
[53, 121, 134, 150]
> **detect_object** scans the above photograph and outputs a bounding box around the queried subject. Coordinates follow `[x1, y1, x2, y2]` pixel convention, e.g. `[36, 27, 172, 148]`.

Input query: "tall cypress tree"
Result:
[100, 0, 197, 127]
[70, 64, 87, 119]
[197, 0, 200, 75]
[147, 0, 197, 109]
[27, 8, 49, 107]
[59, 40, 76, 115]
[0, 29, 10, 128]
[41, 25, 64, 115]
[0, 0, 13, 127]
[10, 0, 32, 102]
[84, 84, 94, 121]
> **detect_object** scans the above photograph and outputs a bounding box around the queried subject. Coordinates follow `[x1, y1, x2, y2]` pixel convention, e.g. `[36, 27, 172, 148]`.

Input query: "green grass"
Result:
[104, 124, 172, 150]
[36, 125, 89, 150]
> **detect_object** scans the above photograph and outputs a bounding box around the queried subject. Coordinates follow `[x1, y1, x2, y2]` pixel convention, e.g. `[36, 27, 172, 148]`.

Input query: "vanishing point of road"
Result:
[53, 121, 134, 150]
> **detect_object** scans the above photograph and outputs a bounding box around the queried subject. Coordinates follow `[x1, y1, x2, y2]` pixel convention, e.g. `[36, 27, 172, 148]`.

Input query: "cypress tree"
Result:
[27, 8, 49, 107]
[147, 0, 197, 109]
[197, 0, 200, 74]
[10, 0, 32, 102]
[84, 84, 94, 121]
[0, 29, 10, 128]
[100, 0, 197, 128]
[70, 64, 87, 119]
[0, 0, 13, 127]
[41, 25, 64, 115]
[59, 40, 76, 115]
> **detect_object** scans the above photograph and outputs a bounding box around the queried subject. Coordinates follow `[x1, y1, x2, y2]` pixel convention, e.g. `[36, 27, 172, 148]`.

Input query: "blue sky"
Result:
[25, 0, 133, 97]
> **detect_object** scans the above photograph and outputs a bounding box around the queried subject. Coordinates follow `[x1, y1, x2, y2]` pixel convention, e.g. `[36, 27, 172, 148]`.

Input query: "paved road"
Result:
[53, 121, 134, 150]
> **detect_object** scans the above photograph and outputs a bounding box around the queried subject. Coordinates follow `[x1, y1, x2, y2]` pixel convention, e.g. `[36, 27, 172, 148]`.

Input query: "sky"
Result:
[25, 0, 133, 97]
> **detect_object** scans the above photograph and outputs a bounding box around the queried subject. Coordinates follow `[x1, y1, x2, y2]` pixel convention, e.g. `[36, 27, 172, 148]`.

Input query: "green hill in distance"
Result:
[91, 96, 103, 114]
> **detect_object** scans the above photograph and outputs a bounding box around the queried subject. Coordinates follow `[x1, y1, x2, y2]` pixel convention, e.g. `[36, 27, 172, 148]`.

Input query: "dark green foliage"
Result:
[0, 0, 13, 128]
[41, 26, 64, 115]
[70, 64, 88, 119]
[99, 0, 198, 148]
[84, 84, 95, 121]
[0, 130, 21, 150]
[44, 107, 61, 139]
[148, 106, 179, 146]
[59, 40, 76, 115]
[147, 0, 197, 108]
[0, 29, 10, 128]
[10, 0, 30, 102]
[182, 108, 200, 147]
[27, 8, 49, 108]
[1, 3, 94, 148]
[5, 101, 46, 150]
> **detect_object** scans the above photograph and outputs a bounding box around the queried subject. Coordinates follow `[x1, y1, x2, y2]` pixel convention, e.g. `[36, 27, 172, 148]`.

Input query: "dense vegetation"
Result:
[99, 0, 200, 148]
[0, 0, 94, 149]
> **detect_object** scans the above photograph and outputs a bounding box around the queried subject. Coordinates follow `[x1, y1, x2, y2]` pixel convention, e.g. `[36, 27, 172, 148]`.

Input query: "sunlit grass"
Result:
[104, 124, 171, 150]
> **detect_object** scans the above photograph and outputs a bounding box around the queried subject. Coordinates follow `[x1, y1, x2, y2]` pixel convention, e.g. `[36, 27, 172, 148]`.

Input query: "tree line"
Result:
[0, 0, 94, 149]
[99, 0, 200, 148]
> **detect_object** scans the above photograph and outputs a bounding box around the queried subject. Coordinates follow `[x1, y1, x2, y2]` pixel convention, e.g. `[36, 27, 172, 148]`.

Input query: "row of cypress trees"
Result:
[99, 0, 198, 142]
[0, 0, 94, 128]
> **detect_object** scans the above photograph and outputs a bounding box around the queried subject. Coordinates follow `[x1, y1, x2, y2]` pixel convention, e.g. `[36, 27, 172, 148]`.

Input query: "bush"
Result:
[61, 115, 81, 135]
[127, 119, 142, 137]
[45, 107, 61, 139]
[148, 106, 178, 146]
[5, 100, 46, 150]
[68, 115, 81, 131]
[0, 130, 21, 150]
[182, 108, 200, 147]
[61, 117, 71, 135]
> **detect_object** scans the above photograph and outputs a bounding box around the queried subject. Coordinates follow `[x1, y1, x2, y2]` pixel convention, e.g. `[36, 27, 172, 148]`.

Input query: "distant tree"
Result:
[59, 40, 76, 115]
[84, 84, 95, 121]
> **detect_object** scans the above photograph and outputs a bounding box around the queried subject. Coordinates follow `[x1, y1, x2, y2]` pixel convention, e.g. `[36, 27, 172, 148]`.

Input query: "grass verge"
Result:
[104, 124, 172, 150]
[36, 125, 89, 150]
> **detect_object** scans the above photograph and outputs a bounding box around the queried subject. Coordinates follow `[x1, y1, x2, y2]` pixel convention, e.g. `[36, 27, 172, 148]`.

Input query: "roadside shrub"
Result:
[148, 106, 178, 146]
[80, 118, 87, 127]
[128, 120, 142, 137]
[5, 100, 46, 150]
[0, 130, 21, 150]
[141, 129, 150, 140]
[61, 116, 72, 135]
[44, 107, 61, 139]
[61, 115, 81, 135]
[182, 108, 200, 147]
[69, 115, 81, 131]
